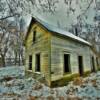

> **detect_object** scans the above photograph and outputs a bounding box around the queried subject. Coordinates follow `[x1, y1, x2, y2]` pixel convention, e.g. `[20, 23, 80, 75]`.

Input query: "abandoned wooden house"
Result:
[25, 16, 100, 86]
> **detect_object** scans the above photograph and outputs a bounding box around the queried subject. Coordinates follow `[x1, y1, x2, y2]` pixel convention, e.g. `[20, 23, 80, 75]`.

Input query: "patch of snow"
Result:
[0, 67, 100, 99]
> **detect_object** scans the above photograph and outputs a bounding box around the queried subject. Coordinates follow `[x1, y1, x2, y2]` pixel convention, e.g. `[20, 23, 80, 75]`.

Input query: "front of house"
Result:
[25, 16, 100, 86]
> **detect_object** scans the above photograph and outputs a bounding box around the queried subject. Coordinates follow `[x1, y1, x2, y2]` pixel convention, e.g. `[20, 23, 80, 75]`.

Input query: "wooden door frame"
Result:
[35, 53, 41, 72]
[63, 53, 71, 74]
[78, 55, 84, 76]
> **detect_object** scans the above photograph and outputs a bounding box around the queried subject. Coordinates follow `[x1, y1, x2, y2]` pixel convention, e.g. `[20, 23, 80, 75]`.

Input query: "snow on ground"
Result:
[0, 67, 100, 100]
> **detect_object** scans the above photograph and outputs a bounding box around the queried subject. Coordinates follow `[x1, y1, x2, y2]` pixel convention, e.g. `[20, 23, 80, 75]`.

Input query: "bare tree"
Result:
[0, 20, 16, 66]
[0, 0, 59, 66]
[0, 0, 100, 66]
[63, 0, 100, 56]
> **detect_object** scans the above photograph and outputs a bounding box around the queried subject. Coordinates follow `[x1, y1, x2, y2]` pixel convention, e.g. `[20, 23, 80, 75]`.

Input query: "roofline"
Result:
[25, 16, 91, 46]
[50, 31, 91, 46]
[24, 17, 39, 45]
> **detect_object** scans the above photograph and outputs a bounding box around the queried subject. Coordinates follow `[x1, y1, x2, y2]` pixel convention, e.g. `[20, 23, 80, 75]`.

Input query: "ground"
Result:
[0, 67, 100, 100]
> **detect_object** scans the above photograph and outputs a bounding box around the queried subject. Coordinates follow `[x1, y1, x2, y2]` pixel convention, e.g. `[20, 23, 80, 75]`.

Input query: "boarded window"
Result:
[78, 56, 84, 76]
[29, 55, 32, 70]
[33, 30, 36, 42]
[35, 54, 40, 72]
[64, 54, 70, 73]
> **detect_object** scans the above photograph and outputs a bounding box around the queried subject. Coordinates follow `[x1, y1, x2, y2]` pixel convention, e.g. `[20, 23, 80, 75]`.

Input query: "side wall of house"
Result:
[50, 34, 91, 81]
[90, 50, 100, 70]
[99, 58, 100, 68]
[25, 22, 51, 86]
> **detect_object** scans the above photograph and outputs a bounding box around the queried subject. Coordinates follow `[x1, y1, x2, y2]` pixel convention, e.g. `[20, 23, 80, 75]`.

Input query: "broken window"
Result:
[75, 27, 78, 36]
[33, 30, 36, 42]
[29, 55, 32, 70]
[64, 54, 70, 73]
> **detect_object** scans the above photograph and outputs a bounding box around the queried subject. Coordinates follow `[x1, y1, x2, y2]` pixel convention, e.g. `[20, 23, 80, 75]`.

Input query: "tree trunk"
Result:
[1, 54, 6, 67]
[14, 52, 17, 65]
[20, 51, 24, 65]
[19, 53, 20, 66]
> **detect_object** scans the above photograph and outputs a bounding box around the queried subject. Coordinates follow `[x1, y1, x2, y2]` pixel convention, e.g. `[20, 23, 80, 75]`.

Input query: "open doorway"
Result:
[78, 56, 84, 76]
[64, 54, 70, 73]
[96, 57, 99, 67]
[91, 56, 96, 72]
[35, 54, 40, 72]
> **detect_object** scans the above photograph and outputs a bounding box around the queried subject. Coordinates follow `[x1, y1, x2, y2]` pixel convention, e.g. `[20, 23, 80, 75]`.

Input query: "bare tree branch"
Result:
[0, 14, 19, 20]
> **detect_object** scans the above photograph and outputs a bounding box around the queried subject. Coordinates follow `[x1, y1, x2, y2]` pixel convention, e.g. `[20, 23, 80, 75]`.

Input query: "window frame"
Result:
[29, 55, 32, 70]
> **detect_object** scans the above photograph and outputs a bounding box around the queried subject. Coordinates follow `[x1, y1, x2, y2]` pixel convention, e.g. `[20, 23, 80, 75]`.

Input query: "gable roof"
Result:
[25, 16, 91, 46]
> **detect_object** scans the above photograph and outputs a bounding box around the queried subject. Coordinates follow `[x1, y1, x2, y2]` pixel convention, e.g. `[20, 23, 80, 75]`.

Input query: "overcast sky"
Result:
[24, 0, 98, 30]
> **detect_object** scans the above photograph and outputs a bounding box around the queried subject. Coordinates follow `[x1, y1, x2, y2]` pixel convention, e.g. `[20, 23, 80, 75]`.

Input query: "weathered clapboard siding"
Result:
[25, 22, 51, 85]
[25, 17, 100, 86]
[98, 58, 100, 68]
[50, 34, 91, 81]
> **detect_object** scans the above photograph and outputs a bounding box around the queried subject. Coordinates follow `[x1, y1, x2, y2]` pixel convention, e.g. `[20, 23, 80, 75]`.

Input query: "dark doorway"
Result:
[35, 54, 40, 72]
[91, 56, 95, 72]
[96, 57, 99, 66]
[78, 56, 84, 76]
[29, 55, 32, 70]
[64, 54, 70, 73]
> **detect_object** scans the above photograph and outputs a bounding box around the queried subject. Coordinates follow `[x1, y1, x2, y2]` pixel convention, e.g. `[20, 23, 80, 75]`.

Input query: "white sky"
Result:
[24, 0, 98, 30]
